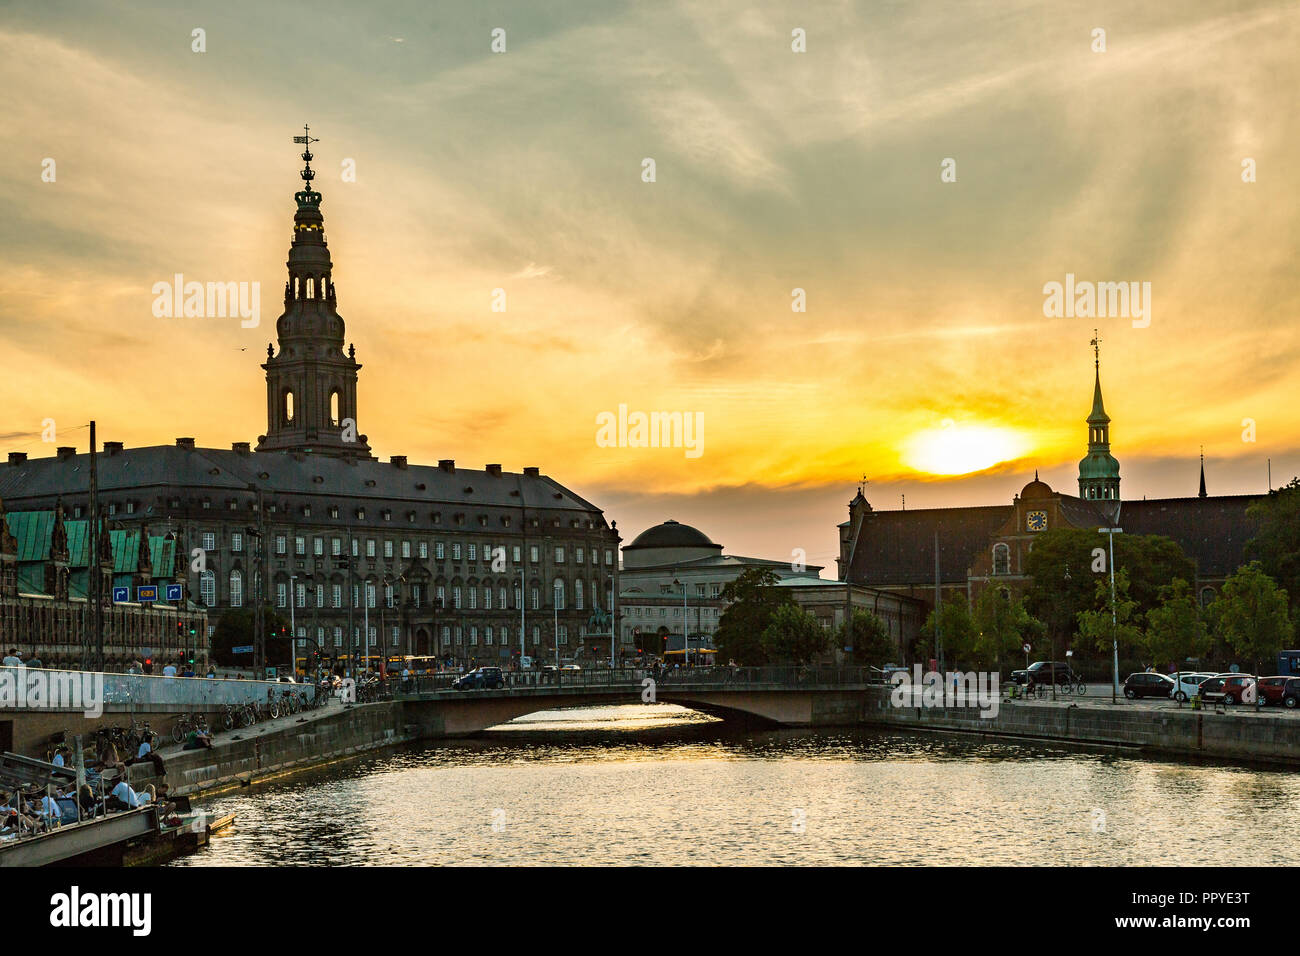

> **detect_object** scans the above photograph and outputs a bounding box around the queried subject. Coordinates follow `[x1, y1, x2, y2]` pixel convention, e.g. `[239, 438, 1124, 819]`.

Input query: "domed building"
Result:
[617, 519, 922, 663]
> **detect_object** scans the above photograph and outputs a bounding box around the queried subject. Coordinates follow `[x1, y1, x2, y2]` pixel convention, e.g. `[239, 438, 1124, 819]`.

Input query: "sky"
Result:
[2, 0, 1298, 576]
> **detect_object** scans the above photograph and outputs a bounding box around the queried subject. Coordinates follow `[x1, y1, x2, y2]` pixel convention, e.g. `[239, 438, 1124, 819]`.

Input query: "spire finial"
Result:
[293, 123, 319, 184]
[1090, 328, 1101, 370]
[1035, 469, 1039, 481]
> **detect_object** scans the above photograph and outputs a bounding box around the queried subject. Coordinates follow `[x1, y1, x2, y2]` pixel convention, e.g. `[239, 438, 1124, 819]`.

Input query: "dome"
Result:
[624, 519, 719, 551]
[1020, 473, 1054, 499]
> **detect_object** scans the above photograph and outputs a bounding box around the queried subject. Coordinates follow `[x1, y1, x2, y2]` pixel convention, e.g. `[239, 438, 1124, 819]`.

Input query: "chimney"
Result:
[7, 452, 27, 465]
[231, 441, 250, 454]
[438, 459, 455, 473]
[523, 466, 540, 477]
[176, 437, 196, 450]
[486, 464, 502, 477]
[103, 441, 124, 455]
[390, 455, 408, 469]
[57, 446, 76, 460]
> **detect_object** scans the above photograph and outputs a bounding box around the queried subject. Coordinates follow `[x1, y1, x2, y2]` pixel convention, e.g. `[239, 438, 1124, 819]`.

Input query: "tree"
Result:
[1076, 569, 1143, 661]
[714, 568, 795, 666]
[972, 589, 1043, 670]
[1210, 562, 1292, 672]
[1025, 528, 1196, 656]
[210, 604, 290, 667]
[840, 610, 897, 667]
[916, 592, 975, 667]
[1143, 578, 1208, 674]
[761, 604, 830, 664]
[1245, 477, 1300, 638]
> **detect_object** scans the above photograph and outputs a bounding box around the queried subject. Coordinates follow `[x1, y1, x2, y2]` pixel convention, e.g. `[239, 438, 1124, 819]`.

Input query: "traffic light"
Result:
[176, 621, 184, 636]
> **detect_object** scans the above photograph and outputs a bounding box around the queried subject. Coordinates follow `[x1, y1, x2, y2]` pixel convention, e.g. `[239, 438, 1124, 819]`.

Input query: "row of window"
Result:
[289, 624, 571, 649]
[196, 532, 614, 568]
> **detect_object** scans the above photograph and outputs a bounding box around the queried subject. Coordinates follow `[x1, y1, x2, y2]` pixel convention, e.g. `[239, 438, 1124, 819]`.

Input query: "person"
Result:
[24, 653, 42, 669]
[205, 665, 216, 678]
[78, 784, 101, 818]
[1, 648, 22, 668]
[181, 662, 195, 678]
[127, 732, 166, 776]
[51, 746, 66, 768]
[162, 660, 178, 678]
[38, 791, 63, 826]
[126, 659, 143, 675]
[182, 724, 212, 750]
[108, 766, 151, 810]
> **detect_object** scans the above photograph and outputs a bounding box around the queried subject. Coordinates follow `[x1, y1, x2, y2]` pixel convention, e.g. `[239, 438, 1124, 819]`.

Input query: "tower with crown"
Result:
[1077, 331, 1120, 502]
[256, 126, 373, 459]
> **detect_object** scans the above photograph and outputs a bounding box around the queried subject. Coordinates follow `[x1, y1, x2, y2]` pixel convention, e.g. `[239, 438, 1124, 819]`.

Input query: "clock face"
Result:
[1027, 510, 1048, 532]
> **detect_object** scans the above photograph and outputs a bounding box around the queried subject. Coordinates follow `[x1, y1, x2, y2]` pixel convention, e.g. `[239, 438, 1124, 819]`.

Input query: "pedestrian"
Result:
[2, 648, 22, 668]
[162, 660, 178, 678]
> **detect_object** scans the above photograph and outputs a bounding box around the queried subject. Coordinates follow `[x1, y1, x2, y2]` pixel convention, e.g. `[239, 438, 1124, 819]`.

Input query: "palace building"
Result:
[0, 136, 618, 670]
[838, 342, 1266, 642]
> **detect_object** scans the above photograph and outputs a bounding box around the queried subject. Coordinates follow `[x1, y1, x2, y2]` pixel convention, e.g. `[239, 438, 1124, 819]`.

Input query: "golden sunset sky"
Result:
[2, 0, 1298, 573]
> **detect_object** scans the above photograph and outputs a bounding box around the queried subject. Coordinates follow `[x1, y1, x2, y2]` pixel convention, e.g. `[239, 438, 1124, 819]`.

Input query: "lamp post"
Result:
[1099, 528, 1123, 704]
[553, 581, 562, 667]
[674, 578, 689, 667]
[289, 573, 297, 677]
[519, 569, 526, 672]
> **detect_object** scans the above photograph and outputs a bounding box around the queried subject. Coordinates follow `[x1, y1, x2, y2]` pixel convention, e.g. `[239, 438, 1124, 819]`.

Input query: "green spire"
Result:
[1078, 331, 1121, 502]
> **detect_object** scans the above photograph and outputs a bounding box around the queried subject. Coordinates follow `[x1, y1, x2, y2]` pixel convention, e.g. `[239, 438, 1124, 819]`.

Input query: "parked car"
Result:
[1279, 678, 1300, 709]
[1025, 661, 1076, 686]
[1124, 672, 1176, 699]
[561, 664, 582, 672]
[1169, 672, 1215, 702]
[452, 667, 506, 690]
[1254, 676, 1292, 706]
[1198, 674, 1256, 705]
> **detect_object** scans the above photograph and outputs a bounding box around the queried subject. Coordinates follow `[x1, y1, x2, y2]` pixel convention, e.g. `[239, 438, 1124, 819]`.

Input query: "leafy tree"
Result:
[917, 592, 976, 667]
[1076, 569, 1143, 662]
[1245, 477, 1300, 637]
[1143, 578, 1208, 674]
[714, 568, 795, 666]
[1025, 528, 1195, 653]
[1210, 562, 1292, 672]
[972, 588, 1044, 670]
[210, 604, 290, 667]
[839, 610, 897, 667]
[761, 604, 831, 664]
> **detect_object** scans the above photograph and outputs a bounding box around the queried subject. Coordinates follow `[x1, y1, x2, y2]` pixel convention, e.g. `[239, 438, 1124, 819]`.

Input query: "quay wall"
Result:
[131, 701, 410, 797]
[860, 686, 1300, 766]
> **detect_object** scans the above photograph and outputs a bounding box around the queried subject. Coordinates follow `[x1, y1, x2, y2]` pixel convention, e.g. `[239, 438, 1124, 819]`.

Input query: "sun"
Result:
[903, 420, 1028, 476]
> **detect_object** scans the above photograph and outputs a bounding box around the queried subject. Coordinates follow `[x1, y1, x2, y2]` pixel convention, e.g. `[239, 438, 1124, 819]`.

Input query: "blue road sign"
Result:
[112, 586, 129, 603]
[232, 645, 254, 654]
[165, 583, 182, 602]
[136, 585, 158, 603]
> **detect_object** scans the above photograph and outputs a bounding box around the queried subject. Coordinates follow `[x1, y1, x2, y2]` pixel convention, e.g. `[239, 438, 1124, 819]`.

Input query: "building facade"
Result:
[0, 143, 617, 671]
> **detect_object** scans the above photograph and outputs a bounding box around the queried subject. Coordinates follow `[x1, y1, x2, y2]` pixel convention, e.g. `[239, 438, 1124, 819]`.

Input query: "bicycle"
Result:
[171, 713, 196, 744]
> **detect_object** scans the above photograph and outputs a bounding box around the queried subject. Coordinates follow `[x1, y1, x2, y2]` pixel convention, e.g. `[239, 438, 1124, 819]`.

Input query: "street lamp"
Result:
[673, 578, 689, 668]
[553, 581, 562, 666]
[1099, 528, 1123, 704]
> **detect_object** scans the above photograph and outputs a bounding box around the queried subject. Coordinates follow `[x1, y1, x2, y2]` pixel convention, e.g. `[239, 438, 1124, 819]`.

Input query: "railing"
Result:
[0, 666, 314, 712]
[393, 665, 874, 697]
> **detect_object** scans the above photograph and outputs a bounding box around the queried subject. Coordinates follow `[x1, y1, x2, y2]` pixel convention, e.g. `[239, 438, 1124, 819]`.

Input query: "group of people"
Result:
[2, 648, 43, 669]
[124, 659, 217, 678]
[0, 761, 179, 839]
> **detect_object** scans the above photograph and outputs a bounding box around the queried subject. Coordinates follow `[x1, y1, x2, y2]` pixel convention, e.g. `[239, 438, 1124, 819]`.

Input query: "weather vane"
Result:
[293, 124, 319, 188]
[1090, 328, 1101, 369]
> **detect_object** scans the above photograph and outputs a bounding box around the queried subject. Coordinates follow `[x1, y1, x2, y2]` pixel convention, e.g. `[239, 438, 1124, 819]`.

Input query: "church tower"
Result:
[256, 127, 373, 460]
[1077, 332, 1120, 502]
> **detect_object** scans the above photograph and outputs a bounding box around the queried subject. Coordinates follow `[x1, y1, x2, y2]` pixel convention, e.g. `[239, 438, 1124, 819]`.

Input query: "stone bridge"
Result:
[395, 667, 873, 737]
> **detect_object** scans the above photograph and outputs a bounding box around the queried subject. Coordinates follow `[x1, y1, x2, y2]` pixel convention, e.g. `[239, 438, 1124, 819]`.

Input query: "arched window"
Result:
[1200, 587, 1215, 608]
[284, 391, 295, 424]
[554, 578, 566, 610]
[229, 569, 243, 608]
[575, 579, 584, 610]
[993, 543, 1010, 576]
[999, 588, 1011, 603]
[330, 390, 340, 426]
[306, 278, 314, 298]
[199, 570, 215, 607]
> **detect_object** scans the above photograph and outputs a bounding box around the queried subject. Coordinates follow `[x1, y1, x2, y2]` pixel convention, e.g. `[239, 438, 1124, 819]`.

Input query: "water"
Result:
[169, 704, 1300, 866]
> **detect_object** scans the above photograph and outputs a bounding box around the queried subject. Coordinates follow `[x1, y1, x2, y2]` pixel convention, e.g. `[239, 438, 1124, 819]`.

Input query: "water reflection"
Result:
[170, 704, 1300, 866]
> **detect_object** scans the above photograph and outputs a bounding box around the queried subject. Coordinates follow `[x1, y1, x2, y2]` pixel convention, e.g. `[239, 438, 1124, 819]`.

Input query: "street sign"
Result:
[232, 645, 254, 654]
[136, 585, 158, 603]
[112, 586, 128, 603]
[1022, 643, 1031, 653]
[165, 583, 182, 602]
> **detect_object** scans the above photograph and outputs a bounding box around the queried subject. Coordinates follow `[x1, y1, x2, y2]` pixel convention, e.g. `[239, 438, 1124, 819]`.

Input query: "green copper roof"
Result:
[1088, 367, 1110, 424]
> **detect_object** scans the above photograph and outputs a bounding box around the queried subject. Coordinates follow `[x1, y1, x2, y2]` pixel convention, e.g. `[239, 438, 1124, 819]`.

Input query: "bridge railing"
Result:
[394, 665, 874, 696]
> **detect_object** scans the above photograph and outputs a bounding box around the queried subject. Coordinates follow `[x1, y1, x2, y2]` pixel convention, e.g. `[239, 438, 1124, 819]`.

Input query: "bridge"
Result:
[393, 666, 874, 737]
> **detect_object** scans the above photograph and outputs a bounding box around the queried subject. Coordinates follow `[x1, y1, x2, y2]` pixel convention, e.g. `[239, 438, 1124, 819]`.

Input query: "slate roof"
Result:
[0, 445, 607, 518]
[1117, 495, 1264, 577]
[846, 505, 1013, 586]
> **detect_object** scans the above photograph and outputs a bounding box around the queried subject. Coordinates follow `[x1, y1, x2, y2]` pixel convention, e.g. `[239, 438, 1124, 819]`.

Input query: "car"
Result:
[1123, 672, 1176, 699]
[560, 664, 581, 672]
[452, 667, 506, 691]
[1198, 674, 1256, 705]
[1025, 661, 1076, 686]
[1255, 676, 1293, 706]
[1168, 672, 1215, 702]
[1279, 678, 1300, 709]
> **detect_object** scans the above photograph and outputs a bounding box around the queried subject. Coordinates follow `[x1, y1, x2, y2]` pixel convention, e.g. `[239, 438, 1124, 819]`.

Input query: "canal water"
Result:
[171, 704, 1300, 866]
